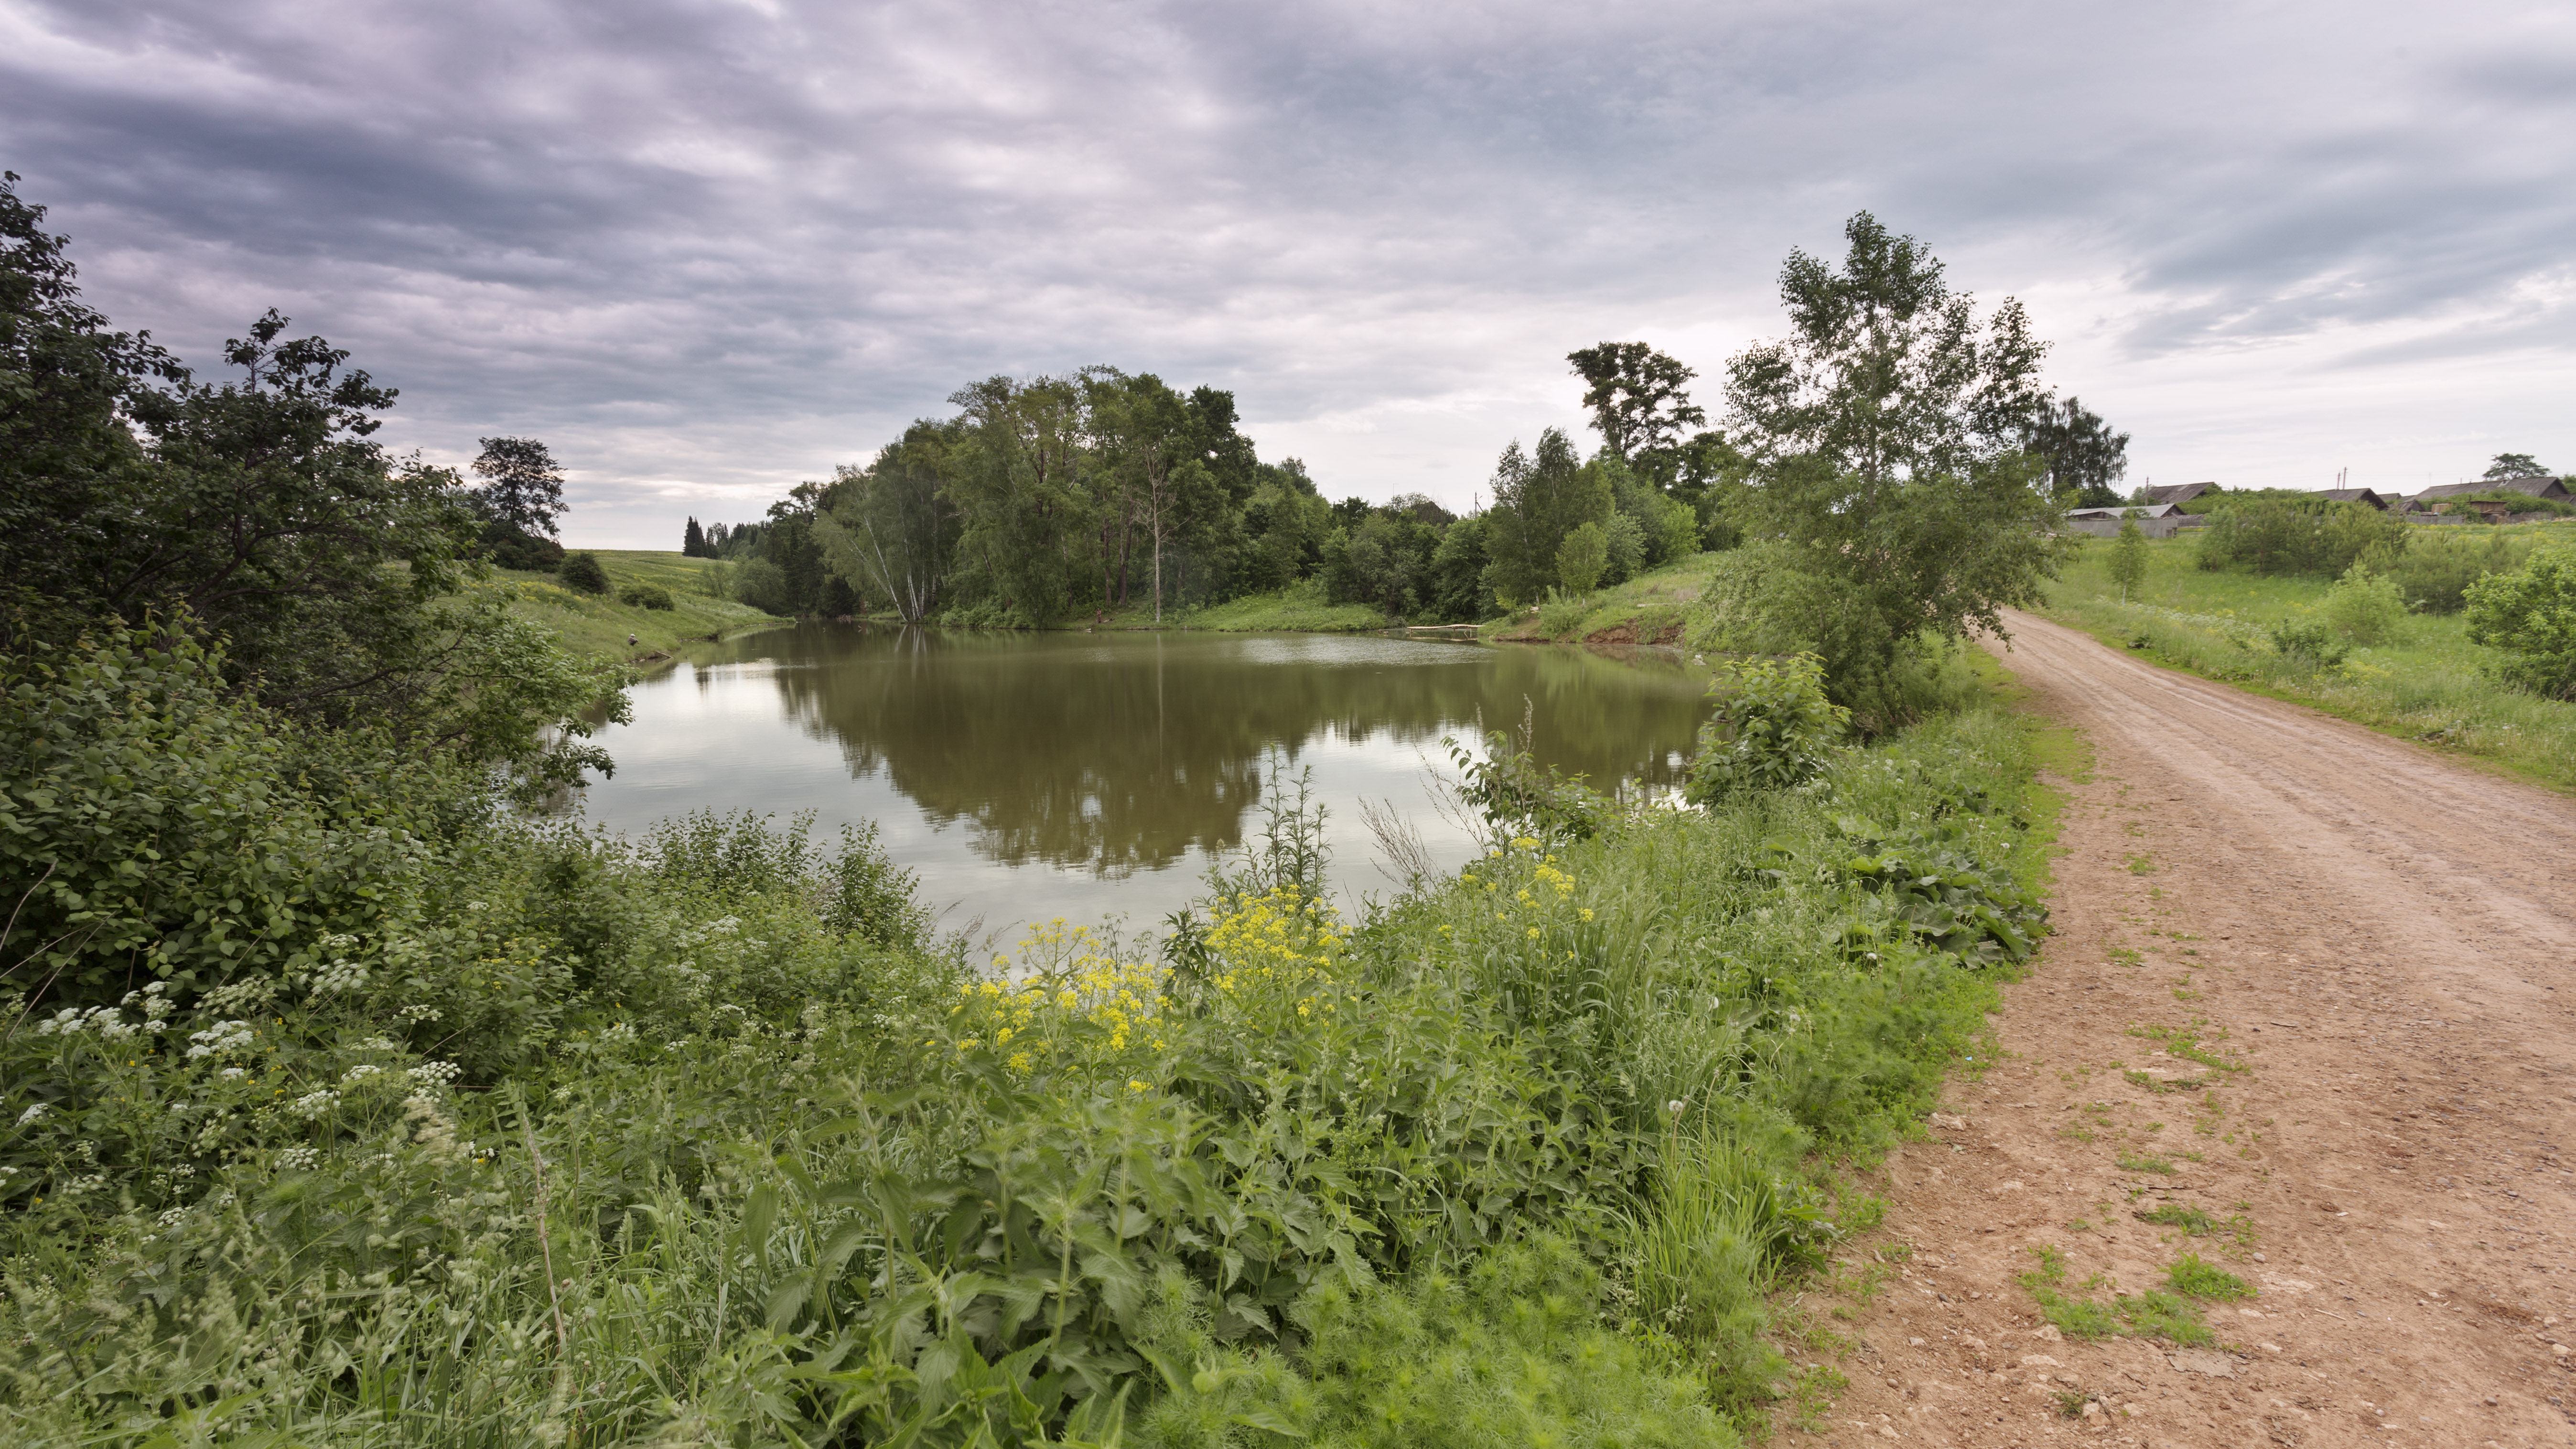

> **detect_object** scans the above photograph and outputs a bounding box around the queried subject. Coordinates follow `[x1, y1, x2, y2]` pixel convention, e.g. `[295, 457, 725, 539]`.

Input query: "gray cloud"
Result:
[6, 0, 2571, 541]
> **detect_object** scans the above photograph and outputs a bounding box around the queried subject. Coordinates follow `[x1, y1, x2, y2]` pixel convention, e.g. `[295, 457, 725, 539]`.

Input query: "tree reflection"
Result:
[681, 626, 1710, 876]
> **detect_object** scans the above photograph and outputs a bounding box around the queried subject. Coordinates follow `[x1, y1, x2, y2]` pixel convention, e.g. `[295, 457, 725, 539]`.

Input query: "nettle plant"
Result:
[1685, 652, 1851, 805]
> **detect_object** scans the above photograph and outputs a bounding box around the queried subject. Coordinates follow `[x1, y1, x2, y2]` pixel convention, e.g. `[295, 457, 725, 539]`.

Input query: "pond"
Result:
[578, 626, 1714, 941]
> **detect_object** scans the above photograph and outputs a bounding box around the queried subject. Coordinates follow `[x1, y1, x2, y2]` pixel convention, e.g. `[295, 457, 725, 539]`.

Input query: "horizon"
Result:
[7, 1, 2569, 548]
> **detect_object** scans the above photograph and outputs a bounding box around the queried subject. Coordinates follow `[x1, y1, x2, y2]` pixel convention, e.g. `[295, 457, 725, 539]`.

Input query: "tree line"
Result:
[686, 237, 2128, 645]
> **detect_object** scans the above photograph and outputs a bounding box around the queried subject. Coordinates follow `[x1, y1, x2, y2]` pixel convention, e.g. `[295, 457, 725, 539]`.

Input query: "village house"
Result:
[2403, 476, 2572, 515]
[2063, 502, 2185, 538]
[2140, 481, 2219, 507]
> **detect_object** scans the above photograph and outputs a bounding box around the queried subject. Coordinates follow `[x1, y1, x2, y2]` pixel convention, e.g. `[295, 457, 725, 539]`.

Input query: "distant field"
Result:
[500, 549, 786, 663]
[2037, 524, 2576, 794]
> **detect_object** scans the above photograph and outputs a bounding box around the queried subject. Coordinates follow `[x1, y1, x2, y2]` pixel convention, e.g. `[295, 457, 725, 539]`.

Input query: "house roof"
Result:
[2317, 487, 2389, 509]
[2066, 503, 2178, 519]
[2413, 476, 2571, 502]
[2142, 482, 2218, 505]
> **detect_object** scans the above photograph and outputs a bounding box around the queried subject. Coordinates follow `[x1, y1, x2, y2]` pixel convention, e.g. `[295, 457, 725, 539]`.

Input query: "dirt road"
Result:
[1800, 610, 2576, 1448]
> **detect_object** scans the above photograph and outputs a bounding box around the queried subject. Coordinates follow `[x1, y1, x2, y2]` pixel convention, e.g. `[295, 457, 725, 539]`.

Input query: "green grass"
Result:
[2016, 1244, 2218, 1346]
[2040, 525, 2576, 793]
[500, 549, 785, 663]
[1122, 578, 1390, 632]
[1488, 554, 1711, 643]
[2134, 1203, 2215, 1234]
[2166, 1253, 2254, 1300]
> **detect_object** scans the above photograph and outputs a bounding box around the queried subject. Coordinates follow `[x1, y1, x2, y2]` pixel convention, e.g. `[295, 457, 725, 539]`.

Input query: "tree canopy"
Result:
[1716, 212, 2071, 705]
[0, 175, 620, 787]
[2026, 394, 2131, 508]
[470, 435, 568, 538]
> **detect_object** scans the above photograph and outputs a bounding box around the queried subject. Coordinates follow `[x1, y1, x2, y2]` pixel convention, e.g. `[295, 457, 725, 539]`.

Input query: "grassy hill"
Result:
[1485, 555, 1711, 645]
[501, 549, 787, 664]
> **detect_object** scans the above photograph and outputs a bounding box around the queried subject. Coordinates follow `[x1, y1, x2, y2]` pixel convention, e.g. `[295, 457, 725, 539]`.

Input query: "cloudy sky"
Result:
[6, 0, 2571, 546]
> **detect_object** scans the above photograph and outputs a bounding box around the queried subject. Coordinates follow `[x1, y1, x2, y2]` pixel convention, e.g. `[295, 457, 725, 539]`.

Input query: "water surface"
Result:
[580, 627, 1712, 939]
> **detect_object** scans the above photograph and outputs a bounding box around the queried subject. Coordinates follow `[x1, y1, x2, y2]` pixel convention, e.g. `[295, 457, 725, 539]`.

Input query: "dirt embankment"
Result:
[1798, 609, 2576, 1448]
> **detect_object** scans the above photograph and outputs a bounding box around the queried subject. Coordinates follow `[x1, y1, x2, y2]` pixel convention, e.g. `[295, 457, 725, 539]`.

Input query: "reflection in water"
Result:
[582, 626, 1711, 934]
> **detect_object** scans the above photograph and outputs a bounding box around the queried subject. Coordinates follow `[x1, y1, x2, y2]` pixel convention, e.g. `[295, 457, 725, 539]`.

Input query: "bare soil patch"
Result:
[1792, 610, 2576, 1448]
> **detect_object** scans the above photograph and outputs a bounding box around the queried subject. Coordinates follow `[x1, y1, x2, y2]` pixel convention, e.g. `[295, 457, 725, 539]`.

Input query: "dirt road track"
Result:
[1802, 610, 2576, 1448]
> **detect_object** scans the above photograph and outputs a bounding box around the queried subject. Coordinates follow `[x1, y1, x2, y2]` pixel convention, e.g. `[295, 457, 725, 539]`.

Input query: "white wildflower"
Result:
[15, 1103, 49, 1126]
[276, 1146, 322, 1171]
[218, 1067, 248, 1080]
[185, 1020, 255, 1059]
[406, 1061, 463, 1088]
[290, 1089, 339, 1120]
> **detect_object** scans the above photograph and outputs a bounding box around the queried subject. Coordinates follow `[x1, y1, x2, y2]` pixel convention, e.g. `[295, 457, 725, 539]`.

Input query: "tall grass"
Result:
[2044, 526, 2576, 793]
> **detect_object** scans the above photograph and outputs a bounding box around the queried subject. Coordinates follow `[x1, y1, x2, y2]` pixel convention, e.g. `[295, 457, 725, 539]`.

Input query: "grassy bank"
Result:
[2038, 525, 2576, 794]
[1488, 554, 1711, 644]
[1072, 579, 1390, 632]
[500, 549, 787, 664]
[1, 622, 2074, 1446]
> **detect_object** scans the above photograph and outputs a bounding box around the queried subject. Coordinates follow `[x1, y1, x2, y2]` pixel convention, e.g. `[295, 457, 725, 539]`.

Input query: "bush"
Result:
[1684, 652, 1849, 804]
[2322, 562, 2405, 644]
[1602, 510, 1648, 586]
[616, 581, 675, 610]
[2392, 530, 2533, 614]
[732, 555, 795, 615]
[0, 623, 441, 1008]
[557, 550, 611, 594]
[2464, 543, 2576, 700]
[2198, 497, 2406, 578]
[479, 521, 565, 570]
[2267, 619, 2349, 671]
[1556, 520, 1610, 595]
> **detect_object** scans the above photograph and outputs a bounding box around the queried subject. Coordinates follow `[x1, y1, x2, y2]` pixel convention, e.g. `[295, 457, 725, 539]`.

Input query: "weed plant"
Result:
[0, 620, 2055, 1444]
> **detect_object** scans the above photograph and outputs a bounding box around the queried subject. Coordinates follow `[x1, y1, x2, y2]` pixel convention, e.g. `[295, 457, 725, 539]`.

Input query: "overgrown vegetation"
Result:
[6, 179, 2083, 1443]
[2043, 525, 2576, 792]
[0, 601, 2058, 1441]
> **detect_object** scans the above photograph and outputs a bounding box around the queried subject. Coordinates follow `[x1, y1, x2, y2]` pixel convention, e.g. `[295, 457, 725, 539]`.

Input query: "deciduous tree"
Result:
[1567, 342, 1707, 465]
[1720, 212, 2070, 698]
[469, 436, 567, 538]
[2027, 395, 2130, 508]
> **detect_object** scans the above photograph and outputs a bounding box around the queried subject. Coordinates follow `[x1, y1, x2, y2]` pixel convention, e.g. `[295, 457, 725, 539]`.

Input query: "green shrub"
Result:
[2464, 543, 2576, 700]
[616, 581, 675, 610]
[2108, 515, 2149, 599]
[0, 624, 437, 1008]
[2322, 562, 2405, 644]
[480, 520, 565, 570]
[2390, 530, 2529, 613]
[1534, 587, 1592, 638]
[1602, 510, 1648, 586]
[2267, 620, 2349, 670]
[557, 550, 611, 594]
[2198, 497, 2406, 578]
[1684, 652, 1848, 804]
[1444, 724, 1613, 842]
[1556, 520, 1609, 595]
